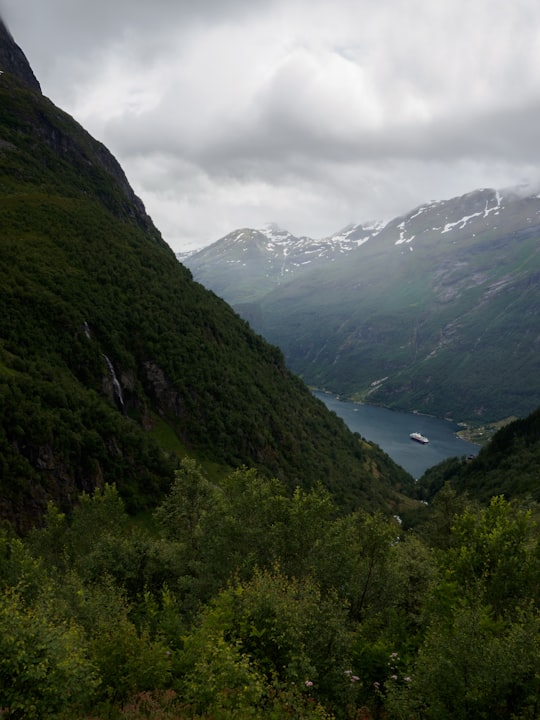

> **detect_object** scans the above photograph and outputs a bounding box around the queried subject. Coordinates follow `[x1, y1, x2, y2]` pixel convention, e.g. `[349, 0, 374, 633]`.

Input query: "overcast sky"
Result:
[2, 0, 540, 252]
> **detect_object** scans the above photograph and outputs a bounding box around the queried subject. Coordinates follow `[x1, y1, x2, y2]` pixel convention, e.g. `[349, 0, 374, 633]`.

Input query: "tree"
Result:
[445, 495, 539, 614]
[0, 587, 97, 719]
[385, 603, 540, 720]
[154, 458, 215, 551]
[179, 567, 350, 716]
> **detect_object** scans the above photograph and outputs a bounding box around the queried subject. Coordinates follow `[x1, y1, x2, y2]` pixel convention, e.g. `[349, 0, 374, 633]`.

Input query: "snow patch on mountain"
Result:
[331, 220, 385, 249]
[440, 190, 504, 234]
[441, 213, 482, 234]
[395, 221, 415, 245]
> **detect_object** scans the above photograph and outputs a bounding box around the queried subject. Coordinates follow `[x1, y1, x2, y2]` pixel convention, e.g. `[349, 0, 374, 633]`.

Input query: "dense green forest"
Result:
[2, 465, 540, 719]
[414, 404, 540, 505]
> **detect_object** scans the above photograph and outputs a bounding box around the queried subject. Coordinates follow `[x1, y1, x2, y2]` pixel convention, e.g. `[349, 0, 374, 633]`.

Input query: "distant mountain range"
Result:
[179, 221, 385, 303]
[182, 187, 540, 424]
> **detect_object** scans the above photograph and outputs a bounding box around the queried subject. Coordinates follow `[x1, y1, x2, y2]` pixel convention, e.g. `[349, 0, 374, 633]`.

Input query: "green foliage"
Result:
[154, 464, 405, 616]
[154, 458, 215, 548]
[0, 530, 47, 598]
[386, 604, 540, 720]
[444, 495, 539, 614]
[1, 475, 540, 719]
[414, 405, 540, 506]
[454, 406, 540, 502]
[181, 626, 266, 717]
[409, 481, 472, 548]
[382, 497, 540, 720]
[0, 587, 98, 719]
[180, 568, 351, 714]
[88, 611, 173, 705]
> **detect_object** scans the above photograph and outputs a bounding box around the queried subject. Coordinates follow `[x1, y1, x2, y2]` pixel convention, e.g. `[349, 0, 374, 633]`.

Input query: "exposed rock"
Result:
[143, 361, 186, 417]
[0, 17, 41, 92]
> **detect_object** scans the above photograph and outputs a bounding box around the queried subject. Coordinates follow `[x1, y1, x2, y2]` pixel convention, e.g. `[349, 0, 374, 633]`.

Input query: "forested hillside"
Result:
[415, 405, 540, 504]
[0, 18, 413, 530]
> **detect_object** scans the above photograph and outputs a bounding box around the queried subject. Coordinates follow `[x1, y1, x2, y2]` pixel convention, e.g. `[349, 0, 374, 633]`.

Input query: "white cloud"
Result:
[2, 0, 540, 251]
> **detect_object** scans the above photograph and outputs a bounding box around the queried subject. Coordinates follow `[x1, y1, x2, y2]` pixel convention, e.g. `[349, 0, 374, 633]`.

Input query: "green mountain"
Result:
[0, 19, 413, 531]
[415, 404, 540, 505]
[186, 189, 540, 425]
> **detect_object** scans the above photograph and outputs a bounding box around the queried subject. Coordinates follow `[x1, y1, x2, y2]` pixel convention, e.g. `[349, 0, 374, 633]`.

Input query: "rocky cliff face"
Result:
[0, 18, 41, 92]
[35, 107, 158, 235]
[0, 16, 157, 236]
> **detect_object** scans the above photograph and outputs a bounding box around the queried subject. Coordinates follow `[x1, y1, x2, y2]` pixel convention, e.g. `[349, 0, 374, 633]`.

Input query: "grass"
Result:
[456, 417, 519, 446]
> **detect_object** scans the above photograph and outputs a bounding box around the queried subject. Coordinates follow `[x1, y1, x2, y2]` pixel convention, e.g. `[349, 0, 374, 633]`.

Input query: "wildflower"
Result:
[404, 676, 412, 683]
[305, 680, 314, 688]
[373, 681, 380, 689]
[351, 675, 360, 682]
[344, 670, 352, 677]
[391, 675, 398, 681]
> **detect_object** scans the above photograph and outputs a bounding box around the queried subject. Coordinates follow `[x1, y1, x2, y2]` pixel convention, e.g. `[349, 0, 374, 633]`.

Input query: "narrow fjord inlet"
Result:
[313, 390, 479, 478]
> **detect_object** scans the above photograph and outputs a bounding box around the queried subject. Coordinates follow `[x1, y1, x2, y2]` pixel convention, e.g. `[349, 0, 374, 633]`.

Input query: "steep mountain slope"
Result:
[415, 404, 540, 504]
[0, 19, 41, 92]
[0, 19, 413, 530]
[187, 189, 540, 424]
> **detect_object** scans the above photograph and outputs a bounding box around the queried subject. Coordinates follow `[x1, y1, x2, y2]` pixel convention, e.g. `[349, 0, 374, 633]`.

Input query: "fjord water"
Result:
[313, 390, 479, 479]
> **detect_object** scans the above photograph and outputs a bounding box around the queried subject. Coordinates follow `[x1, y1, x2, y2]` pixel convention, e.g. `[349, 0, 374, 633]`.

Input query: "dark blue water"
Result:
[313, 390, 479, 479]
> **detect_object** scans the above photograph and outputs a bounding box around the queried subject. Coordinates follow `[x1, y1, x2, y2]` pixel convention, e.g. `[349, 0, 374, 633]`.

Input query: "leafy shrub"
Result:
[0, 588, 97, 718]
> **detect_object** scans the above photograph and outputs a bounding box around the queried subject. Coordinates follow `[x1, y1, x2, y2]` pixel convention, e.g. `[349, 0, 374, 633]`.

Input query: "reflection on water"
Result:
[313, 390, 479, 479]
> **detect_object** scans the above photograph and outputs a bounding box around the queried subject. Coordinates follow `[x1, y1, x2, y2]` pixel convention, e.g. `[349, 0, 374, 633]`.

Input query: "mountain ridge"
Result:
[179, 221, 381, 304]
[0, 17, 41, 91]
[183, 186, 540, 275]
[184, 186, 540, 423]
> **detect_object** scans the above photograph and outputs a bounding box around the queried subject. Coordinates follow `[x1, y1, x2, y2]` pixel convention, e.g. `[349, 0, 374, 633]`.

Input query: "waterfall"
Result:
[103, 354, 125, 411]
